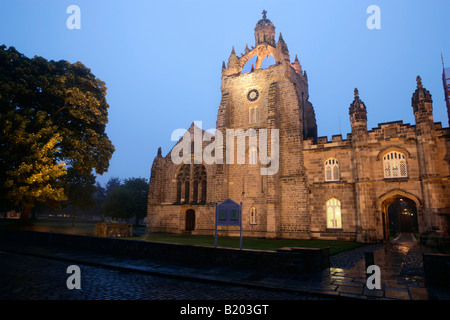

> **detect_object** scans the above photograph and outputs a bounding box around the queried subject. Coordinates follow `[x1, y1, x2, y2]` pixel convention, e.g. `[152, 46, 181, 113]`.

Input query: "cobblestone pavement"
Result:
[0, 251, 330, 300]
[1, 231, 447, 301]
[324, 233, 446, 300]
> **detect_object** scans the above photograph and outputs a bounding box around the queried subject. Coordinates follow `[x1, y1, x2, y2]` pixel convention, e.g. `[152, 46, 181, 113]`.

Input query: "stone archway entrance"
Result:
[378, 191, 421, 241]
[185, 209, 195, 231]
[388, 199, 418, 234]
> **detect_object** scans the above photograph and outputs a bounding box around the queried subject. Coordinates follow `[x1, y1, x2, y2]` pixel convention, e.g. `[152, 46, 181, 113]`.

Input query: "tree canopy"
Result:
[102, 177, 148, 226]
[65, 167, 97, 226]
[0, 45, 114, 223]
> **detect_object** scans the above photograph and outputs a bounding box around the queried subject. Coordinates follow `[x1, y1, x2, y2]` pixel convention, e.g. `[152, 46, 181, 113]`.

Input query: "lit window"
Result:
[383, 151, 407, 178]
[326, 198, 342, 229]
[325, 158, 340, 182]
[250, 207, 257, 225]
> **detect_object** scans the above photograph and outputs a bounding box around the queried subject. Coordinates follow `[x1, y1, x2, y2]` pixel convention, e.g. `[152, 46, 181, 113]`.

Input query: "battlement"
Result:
[303, 134, 351, 150]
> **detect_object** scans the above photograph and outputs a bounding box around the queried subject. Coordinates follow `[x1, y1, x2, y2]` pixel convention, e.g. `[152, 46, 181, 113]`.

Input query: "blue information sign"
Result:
[215, 199, 243, 250]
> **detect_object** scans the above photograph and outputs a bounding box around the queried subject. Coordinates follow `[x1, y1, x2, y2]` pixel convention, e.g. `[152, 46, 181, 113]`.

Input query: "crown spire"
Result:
[254, 10, 275, 47]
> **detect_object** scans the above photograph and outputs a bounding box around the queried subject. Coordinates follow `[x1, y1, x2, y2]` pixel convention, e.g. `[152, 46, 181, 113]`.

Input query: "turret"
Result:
[276, 33, 290, 63]
[349, 88, 368, 135]
[291, 54, 302, 74]
[223, 46, 240, 75]
[412, 76, 434, 128]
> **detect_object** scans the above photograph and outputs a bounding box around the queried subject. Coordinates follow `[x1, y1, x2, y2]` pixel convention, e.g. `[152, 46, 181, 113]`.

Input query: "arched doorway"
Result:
[387, 199, 418, 234]
[185, 209, 195, 231]
[378, 191, 421, 241]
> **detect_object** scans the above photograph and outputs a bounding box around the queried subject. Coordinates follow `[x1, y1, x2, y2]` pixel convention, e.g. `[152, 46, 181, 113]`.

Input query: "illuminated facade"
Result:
[146, 13, 450, 243]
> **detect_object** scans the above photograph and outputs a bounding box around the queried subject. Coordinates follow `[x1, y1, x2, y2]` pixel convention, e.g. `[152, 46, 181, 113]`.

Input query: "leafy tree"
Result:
[102, 185, 134, 221]
[105, 177, 121, 195]
[0, 110, 67, 224]
[123, 177, 149, 226]
[0, 45, 114, 223]
[102, 178, 148, 226]
[91, 182, 106, 219]
[65, 167, 96, 226]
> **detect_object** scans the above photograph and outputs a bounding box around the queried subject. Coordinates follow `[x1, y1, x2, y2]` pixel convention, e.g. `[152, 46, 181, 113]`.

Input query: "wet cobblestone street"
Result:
[0, 251, 328, 300]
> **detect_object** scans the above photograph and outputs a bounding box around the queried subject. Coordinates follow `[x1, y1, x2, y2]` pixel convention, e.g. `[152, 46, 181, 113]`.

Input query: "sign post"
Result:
[214, 199, 243, 250]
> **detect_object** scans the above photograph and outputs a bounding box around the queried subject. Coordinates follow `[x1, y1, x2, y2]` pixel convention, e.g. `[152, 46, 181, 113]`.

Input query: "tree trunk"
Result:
[19, 198, 35, 225]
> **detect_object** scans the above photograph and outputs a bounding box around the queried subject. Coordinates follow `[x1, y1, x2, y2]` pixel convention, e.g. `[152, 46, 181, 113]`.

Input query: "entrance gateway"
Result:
[379, 191, 420, 241]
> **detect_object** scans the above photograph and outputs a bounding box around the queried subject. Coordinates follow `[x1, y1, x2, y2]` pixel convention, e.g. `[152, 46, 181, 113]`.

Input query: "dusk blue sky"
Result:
[1, 0, 449, 186]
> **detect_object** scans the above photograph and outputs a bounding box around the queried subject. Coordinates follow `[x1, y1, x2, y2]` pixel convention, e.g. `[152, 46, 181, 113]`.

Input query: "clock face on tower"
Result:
[247, 89, 259, 101]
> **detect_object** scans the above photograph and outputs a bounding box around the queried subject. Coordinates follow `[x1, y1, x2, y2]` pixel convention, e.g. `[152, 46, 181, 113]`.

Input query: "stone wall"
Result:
[0, 229, 330, 274]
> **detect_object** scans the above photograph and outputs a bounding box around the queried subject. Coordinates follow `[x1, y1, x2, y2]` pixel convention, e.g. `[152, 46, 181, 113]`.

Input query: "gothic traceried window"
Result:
[193, 164, 207, 203]
[176, 164, 190, 203]
[325, 158, 340, 182]
[326, 198, 342, 229]
[383, 151, 407, 178]
[175, 164, 207, 204]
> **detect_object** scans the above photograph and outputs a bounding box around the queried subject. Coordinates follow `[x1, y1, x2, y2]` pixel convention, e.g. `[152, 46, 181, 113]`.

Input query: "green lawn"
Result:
[4, 219, 364, 255]
[136, 233, 363, 255]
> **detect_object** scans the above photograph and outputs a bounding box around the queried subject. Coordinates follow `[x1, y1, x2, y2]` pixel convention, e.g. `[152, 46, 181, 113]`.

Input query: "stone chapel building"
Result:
[146, 12, 450, 243]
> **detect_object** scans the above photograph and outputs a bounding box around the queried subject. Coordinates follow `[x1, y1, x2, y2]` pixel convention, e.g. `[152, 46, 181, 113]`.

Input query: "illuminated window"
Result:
[325, 158, 340, 182]
[250, 207, 257, 225]
[327, 198, 342, 229]
[383, 151, 407, 178]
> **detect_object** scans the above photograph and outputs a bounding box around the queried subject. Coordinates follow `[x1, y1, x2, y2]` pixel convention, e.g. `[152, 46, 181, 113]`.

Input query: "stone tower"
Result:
[411, 76, 445, 235]
[349, 89, 374, 242]
[216, 11, 317, 238]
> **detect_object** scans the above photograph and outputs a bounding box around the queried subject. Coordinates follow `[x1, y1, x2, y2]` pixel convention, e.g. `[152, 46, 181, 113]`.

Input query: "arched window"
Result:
[249, 107, 258, 124]
[201, 180, 207, 203]
[176, 164, 190, 203]
[192, 180, 199, 203]
[249, 146, 258, 165]
[325, 158, 340, 182]
[250, 207, 257, 225]
[193, 165, 207, 204]
[326, 198, 342, 229]
[383, 151, 407, 178]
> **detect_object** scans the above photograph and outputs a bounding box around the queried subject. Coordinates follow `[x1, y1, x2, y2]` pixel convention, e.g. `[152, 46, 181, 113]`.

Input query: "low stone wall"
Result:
[0, 229, 330, 274]
[423, 253, 450, 286]
[93, 222, 132, 238]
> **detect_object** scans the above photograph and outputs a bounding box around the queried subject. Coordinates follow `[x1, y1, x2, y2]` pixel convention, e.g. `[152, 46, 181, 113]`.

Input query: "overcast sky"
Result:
[1, 0, 449, 186]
